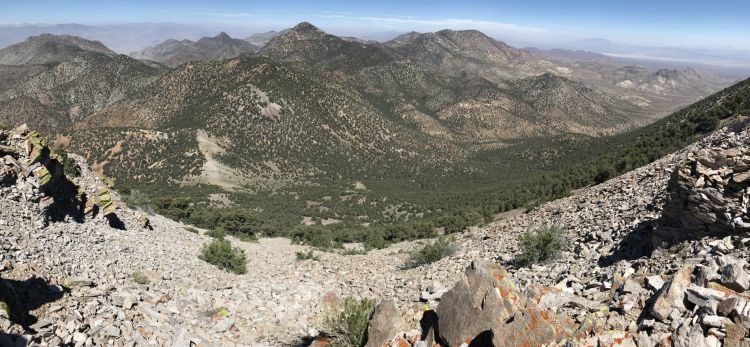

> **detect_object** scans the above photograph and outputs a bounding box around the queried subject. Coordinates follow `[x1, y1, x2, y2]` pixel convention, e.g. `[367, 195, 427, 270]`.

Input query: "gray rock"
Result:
[646, 275, 666, 291]
[672, 322, 716, 347]
[364, 299, 407, 347]
[701, 315, 730, 328]
[72, 332, 87, 344]
[171, 327, 191, 347]
[685, 285, 726, 314]
[719, 260, 750, 292]
[622, 279, 645, 294]
[650, 265, 694, 321]
[213, 318, 234, 333]
[112, 293, 137, 309]
[718, 296, 750, 318]
[101, 325, 120, 338]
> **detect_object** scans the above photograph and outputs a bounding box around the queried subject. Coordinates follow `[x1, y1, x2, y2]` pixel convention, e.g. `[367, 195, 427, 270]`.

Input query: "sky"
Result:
[1, 0, 749, 49]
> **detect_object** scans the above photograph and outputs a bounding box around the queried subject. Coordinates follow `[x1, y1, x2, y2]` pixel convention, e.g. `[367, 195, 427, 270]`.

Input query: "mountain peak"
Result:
[527, 72, 579, 87]
[0, 33, 117, 65]
[26, 33, 116, 55]
[291, 22, 324, 34]
[260, 22, 330, 50]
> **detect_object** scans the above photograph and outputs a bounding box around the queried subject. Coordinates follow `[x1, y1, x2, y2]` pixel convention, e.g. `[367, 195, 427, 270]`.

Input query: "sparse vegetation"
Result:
[57, 149, 81, 177]
[205, 229, 226, 239]
[295, 249, 320, 261]
[122, 189, 152, 210]
[323, 296, 375, 347]
[340, 248, 367, 256]
[131, 271, 149, 285]
[60, 52, 748, 250]
[184, 226, 199, 233]
[409, 236, 458, 267]
[199, 239, 247, 274]
[516, 225, 567, 266]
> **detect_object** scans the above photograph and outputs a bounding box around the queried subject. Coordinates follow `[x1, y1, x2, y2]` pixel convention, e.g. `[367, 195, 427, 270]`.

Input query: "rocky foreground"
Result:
[1, 119, 750, 346]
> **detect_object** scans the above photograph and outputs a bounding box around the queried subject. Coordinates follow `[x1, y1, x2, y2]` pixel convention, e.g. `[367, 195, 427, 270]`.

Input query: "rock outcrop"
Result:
[364, 299, 409, 347]
[0, 125, 122, 226]
[659, 138, 750, 243]
[434, 260, 574, 346]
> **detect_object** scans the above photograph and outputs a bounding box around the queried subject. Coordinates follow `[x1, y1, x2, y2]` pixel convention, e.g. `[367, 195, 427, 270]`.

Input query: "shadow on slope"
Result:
[597, 219, 658, 267]
[0, 276, 67, 333]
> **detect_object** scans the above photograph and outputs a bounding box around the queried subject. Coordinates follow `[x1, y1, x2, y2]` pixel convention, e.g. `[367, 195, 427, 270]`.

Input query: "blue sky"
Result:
[2, 0, 749, 49]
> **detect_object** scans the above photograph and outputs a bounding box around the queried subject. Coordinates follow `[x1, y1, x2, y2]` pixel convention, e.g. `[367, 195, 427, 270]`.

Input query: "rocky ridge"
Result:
[0, 34, 116, 66]
[244, 30, 290, 47]
[130, 32, 260, 68]
[382, 29, 553, 82]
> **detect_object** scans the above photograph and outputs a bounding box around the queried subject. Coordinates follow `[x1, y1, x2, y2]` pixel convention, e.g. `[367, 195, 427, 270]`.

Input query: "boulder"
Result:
[435, 260, 573, 347]
[718, 257, 750, 292]
[646, 275, 666, 292]
[364, 299, 408, 347]
[685, 285, 726, 314]
[717, 296, 750, 318]
[672, 323, 719, 347]
[650, 265, 694, 321]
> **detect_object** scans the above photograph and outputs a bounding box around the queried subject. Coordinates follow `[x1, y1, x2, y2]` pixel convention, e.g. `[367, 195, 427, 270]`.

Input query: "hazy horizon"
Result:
[2, 0, 749, 49]
[2, 0, 750, 77]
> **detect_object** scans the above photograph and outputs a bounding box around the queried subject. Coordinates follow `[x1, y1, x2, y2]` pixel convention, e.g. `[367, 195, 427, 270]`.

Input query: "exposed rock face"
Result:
[1, 125, 78, 224]
[659, 140, 750, 244]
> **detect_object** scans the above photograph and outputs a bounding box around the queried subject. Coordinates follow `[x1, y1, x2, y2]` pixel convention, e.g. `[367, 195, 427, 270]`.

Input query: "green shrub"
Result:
[58, 150, 81, 177]
[205, 229, 226, 239]
[199, 239, 247, 274]
[290, 225, 341, 248]
[437, 210, 484, 234]
[295, 249, 320, 261]
[122, 189, 152, 209]
[516, 225, 567, 266]
[409, 236, 458, 267]
[152, 196, 193, 221]
[363, 230, 388, 250]
[217, 209, 260, 239]
[132, 271, 149, 285]
[184, 226, 199, 233]
[341, 248, 367, 256]
[324, 296, 375, 347]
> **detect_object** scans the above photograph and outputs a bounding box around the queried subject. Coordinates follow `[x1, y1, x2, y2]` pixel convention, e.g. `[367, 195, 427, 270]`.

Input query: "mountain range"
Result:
[130, 32, 260, 67]
[0, 21, 740, 232]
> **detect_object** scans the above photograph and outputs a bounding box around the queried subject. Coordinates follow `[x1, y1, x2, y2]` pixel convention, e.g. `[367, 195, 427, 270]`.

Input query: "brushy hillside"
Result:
[1, 25, 744, 247]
